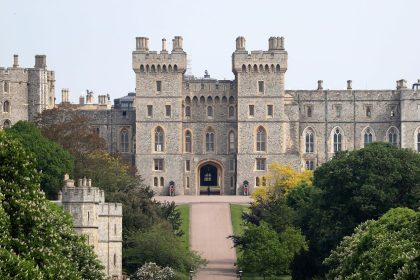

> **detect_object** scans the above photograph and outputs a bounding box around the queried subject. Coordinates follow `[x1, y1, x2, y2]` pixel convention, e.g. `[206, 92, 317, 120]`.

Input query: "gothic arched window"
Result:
[256, 126, 266, 152]
[155, 126, 164, 152]
[229, 131, 235, 152]
[3, 101, 10, 113]
[387, 127, 398, 146]
[185, 130, 192, 153]
[205, 129, 215, 152]
[305, 129, 314, 153]
[363, 127, 373, 146]
[207, 106, 213, 118]
[120, 129, 129, 153]
[185, 106, 191, 117]
[333, 128, 342, 152]
[228, 106, 234, 118]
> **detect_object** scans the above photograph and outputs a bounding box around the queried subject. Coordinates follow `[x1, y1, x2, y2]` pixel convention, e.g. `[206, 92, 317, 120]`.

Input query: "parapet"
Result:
[60, 175, 105, 203]
[232, 36, 288, 74]
[133, 36, 187, 74]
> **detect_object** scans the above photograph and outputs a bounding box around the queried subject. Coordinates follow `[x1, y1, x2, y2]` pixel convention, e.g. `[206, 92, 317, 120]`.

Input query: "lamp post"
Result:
[238, 270, 243, 280]
[189, 270, 193, 280]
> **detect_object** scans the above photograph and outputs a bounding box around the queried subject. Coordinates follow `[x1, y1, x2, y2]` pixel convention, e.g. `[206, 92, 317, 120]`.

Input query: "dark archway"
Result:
[199, 163, 221, 195]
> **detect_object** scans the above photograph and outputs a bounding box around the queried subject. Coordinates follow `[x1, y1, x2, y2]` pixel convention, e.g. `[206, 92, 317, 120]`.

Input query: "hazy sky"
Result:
[1, 0, 420, 103]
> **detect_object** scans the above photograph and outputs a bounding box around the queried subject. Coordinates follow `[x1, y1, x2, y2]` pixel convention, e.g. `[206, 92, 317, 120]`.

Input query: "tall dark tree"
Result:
[0, 131, 105, 280]
[6, 121, 73, 199]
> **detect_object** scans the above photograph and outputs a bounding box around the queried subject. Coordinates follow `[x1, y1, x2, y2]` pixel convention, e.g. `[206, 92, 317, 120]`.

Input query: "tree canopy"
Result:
[5, 121, 73, 199]
[0, 131, 105, 280]
[324, 207, 420, 280]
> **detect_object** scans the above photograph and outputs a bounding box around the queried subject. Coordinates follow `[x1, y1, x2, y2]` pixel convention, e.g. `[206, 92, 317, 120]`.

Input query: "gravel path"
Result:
[190, 203, 238, 280]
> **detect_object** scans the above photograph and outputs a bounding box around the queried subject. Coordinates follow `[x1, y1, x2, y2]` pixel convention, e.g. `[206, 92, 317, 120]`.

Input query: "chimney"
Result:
[136, 37, 149, 51]
[347, 80, 352, 90]
[79, 94, 85, 105]
[34, 55, 47, 68]
[317, 80, 323, 90]
[236, 36, 246, 51]
[396, 79, 407, 90]
[13, 54, 19, 67]
[172, 36, 183, 51]
[162, 38, 167, 52]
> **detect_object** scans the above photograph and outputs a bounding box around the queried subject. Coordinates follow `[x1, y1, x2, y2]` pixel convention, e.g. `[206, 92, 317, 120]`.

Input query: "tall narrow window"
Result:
[147, 105, 153, 117]
[155, 127, 164, 152]
[366, 106, 372, 117]
[334, 104, 342, 118]
[120, 129, 129, 153]
[256, 177, 260, 187]
[364, 128, 373, 146]
[4, 81, 9, 92]
[165, 105, 171, 117]
[185, 160, 191, 172]
[229, 131, 235, 152]
[305, 129, 314, 153]
[156, 81, 162, 92]
[249, 105, 254, 117]
[417, 132, 420, 152]
[206, 129, 215, 152]
[186, 177, 190, 188]
[207, 106, 213, 118]
[258, 81, 264, 93]
[228, 106, 234, 118]
[3, 101, 10, 113]
[185, 106, 191, 117]
[256, 127, 266, 152]
[160, 177, 164, 187]
[154, 177, 158, 187]
[185, 130, 192, 153]
[267, 105, 273, 117]
[388, 127, 398, 146]
[333, 128, 342, 152]
[229, 159, 235, 171]
[306, 106, 312, 118]
[113, 254, 117, 266]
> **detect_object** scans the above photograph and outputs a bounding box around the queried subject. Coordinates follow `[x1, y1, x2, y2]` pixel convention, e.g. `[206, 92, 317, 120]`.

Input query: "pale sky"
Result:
[1, 0, 420, 103]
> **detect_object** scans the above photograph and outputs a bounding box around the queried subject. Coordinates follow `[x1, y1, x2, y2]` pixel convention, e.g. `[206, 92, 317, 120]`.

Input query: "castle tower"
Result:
[233, 36, 299, 193]
[133, 36, 187, 194]
[27, 55, 55, 120]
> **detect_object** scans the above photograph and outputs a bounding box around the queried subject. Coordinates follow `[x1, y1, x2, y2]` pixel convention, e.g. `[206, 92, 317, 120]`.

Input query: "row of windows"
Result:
[304, 104, 398, 118]
[185, 82, 234, 91]
[146, 104, 236, 119]
[248, 104, 274, 117]
[303, 126, 400, 153]
[153, 126, 238, 153]
[241, 64, 281, 73]
[153, 158, 236, 173]
[140, 64, 178, 73]
[185, 95, 235, 105]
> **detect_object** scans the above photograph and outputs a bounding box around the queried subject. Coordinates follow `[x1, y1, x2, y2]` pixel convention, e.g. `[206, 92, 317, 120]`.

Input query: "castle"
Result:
[56, 176, 123, 280]
[2, 36, 420, 196]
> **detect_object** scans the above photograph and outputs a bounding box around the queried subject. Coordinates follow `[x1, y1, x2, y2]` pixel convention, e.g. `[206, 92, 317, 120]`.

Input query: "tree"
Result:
[324, 208, 420, 280]
[292, 143, 420, 279]
[0, 131, 105, 280]
[252, 163, 313, 202]
[133, 262, 175, 280]
[124, 223, 206, 276]
[234, 222, 307, 278]
[6, 121, 73, 199]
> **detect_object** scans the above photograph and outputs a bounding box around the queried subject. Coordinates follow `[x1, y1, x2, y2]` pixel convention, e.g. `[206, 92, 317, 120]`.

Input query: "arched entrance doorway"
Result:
[197, 161, 223, 195]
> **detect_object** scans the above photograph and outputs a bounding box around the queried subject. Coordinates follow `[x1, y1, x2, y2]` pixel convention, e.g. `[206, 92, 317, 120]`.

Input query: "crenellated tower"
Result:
[233, 36, 300, 194]
[133, 36, 187, 194]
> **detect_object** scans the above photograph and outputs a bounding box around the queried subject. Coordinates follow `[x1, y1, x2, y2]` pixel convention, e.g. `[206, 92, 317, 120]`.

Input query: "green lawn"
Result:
[230, 204, 291, 280]
[177, 204, 190, 249]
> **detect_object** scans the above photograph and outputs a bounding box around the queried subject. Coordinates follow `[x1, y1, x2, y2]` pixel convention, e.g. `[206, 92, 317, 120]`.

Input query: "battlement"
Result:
[232, 36, 288, 74]
[59, 175, 105, 203]
[132, 36, 187, 74]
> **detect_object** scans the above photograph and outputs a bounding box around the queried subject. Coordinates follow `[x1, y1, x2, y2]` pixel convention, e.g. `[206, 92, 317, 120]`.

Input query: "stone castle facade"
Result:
[56, 176, 123, 280]
[2, 36, 420, 196]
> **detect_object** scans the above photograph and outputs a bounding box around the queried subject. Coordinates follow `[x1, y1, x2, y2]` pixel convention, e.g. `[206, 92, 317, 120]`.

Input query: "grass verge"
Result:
[177, 204, 190, 249]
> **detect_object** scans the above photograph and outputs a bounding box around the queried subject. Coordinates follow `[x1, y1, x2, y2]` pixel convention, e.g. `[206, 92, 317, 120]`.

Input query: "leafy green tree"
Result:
[234, 222, 307, 278]
[124, 223, 206, 276]
[324, 208, 420, 280]
[6, 121, 73, 199]
[291, 142, 420, 279]
[0, 131, 105, 280]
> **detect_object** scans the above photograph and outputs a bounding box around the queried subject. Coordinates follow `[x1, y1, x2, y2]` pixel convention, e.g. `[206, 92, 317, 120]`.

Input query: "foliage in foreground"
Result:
[0, 131, 105, 280]
[233, 222, 307, 277]
[132, 262, 175, 280]
[324, 208, 420, 280]
[6, 121, 73, 199]
[124, 223, 206, 277]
